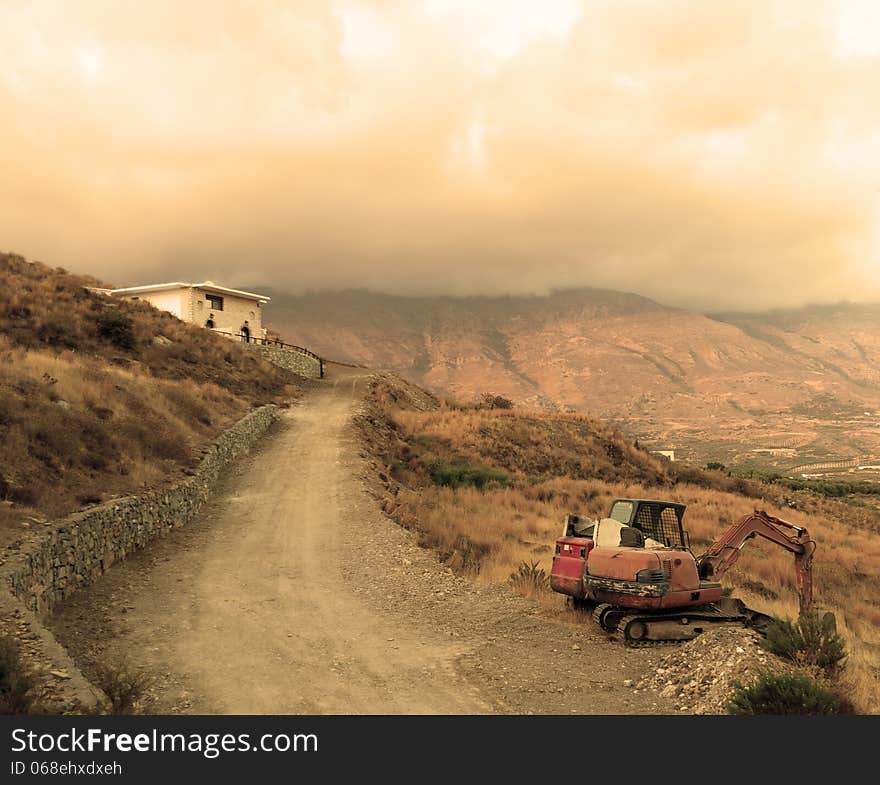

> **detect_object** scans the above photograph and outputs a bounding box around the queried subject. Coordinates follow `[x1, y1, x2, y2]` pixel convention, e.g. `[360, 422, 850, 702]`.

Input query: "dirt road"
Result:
[50, 368, 665, 714]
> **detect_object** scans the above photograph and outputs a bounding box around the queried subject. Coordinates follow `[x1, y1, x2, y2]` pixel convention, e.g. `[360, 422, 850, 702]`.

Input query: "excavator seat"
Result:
[594, 519, 645, 548]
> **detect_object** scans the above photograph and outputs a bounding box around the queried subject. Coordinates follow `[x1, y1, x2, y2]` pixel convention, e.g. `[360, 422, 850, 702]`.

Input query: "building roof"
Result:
[109, 281, 270, 303]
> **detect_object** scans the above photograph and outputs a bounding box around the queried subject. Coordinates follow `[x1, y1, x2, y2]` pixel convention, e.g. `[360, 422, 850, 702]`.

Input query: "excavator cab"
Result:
[607, 499, 689, 550]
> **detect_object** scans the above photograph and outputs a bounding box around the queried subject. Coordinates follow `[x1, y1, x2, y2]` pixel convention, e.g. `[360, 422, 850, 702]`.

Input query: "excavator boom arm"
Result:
[697, 510, 815, 613]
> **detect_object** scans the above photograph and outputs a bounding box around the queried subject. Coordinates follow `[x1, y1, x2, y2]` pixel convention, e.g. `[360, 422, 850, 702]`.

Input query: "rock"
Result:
[153, 335, 173, 347]
[572, 644, 581, 651]
[623, 679, 633, 687]
[56, 399, 71, 410]
[49, 670, 71, 680]
[636, 627, 792, 714]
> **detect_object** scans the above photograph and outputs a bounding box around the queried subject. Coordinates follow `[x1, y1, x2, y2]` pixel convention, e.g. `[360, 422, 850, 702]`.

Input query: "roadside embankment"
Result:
[0, 404, 279, 713]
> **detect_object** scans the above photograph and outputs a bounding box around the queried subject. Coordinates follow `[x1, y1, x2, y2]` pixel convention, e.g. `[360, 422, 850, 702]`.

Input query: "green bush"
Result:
[727, 671, 850, 715]
[96, 310, 136, 350]
[0, 637, 40, 714]
[761, 611, 847, 675]
[429, 459, 509, 490]
[509, 561, 549, 595]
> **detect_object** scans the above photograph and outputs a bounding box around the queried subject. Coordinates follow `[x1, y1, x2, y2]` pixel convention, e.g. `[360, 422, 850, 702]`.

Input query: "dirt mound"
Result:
[632, 627, 789, 714]
[370, 372, 439, 412]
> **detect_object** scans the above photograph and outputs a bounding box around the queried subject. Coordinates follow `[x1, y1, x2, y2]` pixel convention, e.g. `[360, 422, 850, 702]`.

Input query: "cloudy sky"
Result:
[2, 0, 880, 309]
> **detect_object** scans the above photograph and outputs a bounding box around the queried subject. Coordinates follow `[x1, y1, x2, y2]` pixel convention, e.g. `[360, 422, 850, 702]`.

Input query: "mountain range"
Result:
[262, 286, 880, 469]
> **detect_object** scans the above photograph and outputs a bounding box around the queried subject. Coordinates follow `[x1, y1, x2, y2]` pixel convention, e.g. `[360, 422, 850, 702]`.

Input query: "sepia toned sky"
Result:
[2, 0, 880, 309]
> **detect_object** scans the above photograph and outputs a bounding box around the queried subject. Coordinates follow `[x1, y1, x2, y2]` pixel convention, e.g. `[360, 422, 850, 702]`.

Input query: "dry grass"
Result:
[0, 252, 300, 548]
[0, 636, 41, 714]
[0, 340, 237, 516]
[363, 377, 880, 713]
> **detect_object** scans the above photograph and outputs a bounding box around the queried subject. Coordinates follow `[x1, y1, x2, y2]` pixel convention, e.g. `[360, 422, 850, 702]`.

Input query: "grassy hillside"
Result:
[358, 375, 880, 712]
[0, 252, 299, 548]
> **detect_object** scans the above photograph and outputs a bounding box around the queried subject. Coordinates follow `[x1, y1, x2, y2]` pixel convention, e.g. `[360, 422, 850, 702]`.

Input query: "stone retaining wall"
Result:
[0, 403, 279, 712]
[249, 344, 323, 379]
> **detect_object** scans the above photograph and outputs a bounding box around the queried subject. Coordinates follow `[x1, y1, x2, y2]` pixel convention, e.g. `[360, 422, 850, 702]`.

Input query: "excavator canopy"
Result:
[608, 499, 688, 550]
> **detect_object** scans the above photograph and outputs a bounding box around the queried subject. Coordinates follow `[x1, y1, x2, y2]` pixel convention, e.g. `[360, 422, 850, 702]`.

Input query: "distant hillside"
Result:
[264, 287, 880, 469]
[712, 303, 880, 389]
[0, 253, 299, 549]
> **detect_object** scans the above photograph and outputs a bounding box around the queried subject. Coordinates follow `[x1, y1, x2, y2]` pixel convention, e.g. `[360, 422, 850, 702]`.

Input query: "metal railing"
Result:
[213, 330, 324, 378]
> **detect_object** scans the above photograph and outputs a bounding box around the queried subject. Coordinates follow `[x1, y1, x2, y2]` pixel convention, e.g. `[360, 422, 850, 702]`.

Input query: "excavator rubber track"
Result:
[592, 602, 627, 632]
[610, 598, 773, 646]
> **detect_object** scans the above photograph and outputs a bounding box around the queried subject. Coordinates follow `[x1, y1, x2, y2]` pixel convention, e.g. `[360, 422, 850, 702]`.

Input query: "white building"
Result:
[108, 281, 269, 341]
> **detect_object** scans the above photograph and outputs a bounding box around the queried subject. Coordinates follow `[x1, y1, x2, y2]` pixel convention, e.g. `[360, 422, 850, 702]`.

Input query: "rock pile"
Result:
[633, 626, 790, 714]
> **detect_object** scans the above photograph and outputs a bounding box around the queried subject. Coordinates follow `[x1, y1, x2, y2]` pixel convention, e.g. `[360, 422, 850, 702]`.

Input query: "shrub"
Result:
[429, 459, 509, 490]
[706, 461, 726, 471]
[727, 671, 850, 715]
[761, 611, 847, 675]
[442, 534, 488, 575]
[8, 483, 38, 507]
[95, 310, 136, 350]
[480, 394, 514, 410]
[92, 662, 152, 714]
[37, 318, 79, 349]
[509, 561, 549, 596]
[0, 637, 40, 714]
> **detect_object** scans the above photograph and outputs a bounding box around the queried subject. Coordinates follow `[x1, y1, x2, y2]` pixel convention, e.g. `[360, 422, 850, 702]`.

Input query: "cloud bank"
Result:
[2, 0, 880, 309]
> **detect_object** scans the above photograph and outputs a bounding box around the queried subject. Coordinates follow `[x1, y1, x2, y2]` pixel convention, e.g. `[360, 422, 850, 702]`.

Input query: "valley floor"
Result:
[48, 367, 664, 714]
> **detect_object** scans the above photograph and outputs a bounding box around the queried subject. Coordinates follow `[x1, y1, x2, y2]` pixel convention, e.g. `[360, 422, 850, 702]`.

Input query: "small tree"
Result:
[761, 611, 847, 675]
[96, 310, 136, 350]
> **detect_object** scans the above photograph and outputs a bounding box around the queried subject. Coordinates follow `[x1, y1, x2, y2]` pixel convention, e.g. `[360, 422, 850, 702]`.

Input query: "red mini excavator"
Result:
[549, 498, 816, 644]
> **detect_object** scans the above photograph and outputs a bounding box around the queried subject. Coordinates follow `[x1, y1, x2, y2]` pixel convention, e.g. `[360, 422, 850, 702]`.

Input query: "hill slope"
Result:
[358, 373, 880, 712]
[265, 288, 880, 469]
[0, 252, 299, 548]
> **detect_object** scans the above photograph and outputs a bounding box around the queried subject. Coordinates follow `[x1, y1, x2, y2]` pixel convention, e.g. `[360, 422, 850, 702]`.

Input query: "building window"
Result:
[206, 294, 224, 311]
